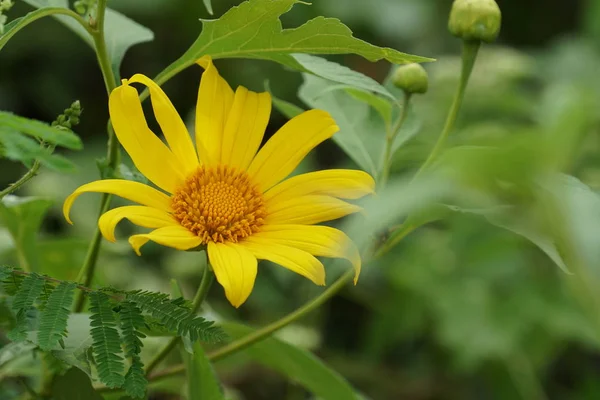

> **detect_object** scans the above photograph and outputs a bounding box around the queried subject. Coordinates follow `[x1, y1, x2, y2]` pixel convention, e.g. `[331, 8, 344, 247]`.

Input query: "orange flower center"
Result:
[171, 166, 266, 244]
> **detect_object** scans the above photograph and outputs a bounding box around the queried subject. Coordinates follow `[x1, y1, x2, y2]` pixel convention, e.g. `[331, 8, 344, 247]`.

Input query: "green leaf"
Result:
[299, 73, 384, 176]
[0, 196, 53, 272]
[202, 0, 214, 15]
[155, 0, 430, 85]
[446, 205, 570, 274]
[37, 282, 76, 351]
[127, 290, 226, 343]
[11, 272, 44, 311]
[0, 7, 82, 52]
[89, 292, 125, 388]
[345, 88, 393, 126]
[51, 314, 94, 378]
[119, 301, 147, 398]
[22, 0, 153, 80]
[8, 307, 37, 342]
[186, 341, 224, 400]
[52, 367, 104, 400]
[0, 112, 82, 150]
[222, 322, 361, 400]
[293, 54, 396, 100]
[0, 130, 77, 172]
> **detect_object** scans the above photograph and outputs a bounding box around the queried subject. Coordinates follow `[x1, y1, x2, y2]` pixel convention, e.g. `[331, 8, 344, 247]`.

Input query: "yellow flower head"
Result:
[63, 56, 374, 307]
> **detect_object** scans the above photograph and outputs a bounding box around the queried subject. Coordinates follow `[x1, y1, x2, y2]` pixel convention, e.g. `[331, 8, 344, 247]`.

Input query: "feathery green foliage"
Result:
[37, 282, 76, 351]
[120, 301, 147, 398]
[89, 291, 125, 388]
[127, 290, 226, 343]
[11, 272, 44, 311]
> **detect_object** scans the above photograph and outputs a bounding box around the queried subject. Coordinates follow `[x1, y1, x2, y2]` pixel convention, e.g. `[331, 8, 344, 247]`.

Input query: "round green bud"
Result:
[448, 0, 501, 43]
[391, 63, 429, 94]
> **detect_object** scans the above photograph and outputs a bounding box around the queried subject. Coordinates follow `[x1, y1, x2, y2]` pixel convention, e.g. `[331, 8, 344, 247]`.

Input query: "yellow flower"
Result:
[63, 56, 374, 307]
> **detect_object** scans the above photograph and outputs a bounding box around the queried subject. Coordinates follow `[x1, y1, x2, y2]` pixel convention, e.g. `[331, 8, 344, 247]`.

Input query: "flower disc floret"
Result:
[171, 165, 266, 244]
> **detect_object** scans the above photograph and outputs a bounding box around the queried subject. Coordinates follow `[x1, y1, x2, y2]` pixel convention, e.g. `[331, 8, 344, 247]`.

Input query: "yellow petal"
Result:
[128, 74, 199, 175]
[221, 87, 271, 170]
[247, 110, 339, 192]
[128, 225, 202, 256]
[109, 82, 186, 193]
[266, 195, 362, 225]
[195, 56, 234, 166]
[254, 224, 361, 283]
[207, 242, 257, 308]
[239, 239, 325, 285]
[98, 206, 178, 242]
[64, 180, 171, 224]
[264, 169, 375, 204]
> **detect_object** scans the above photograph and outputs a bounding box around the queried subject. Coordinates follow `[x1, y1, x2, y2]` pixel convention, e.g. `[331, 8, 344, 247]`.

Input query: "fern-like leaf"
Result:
[1, 267, 24, 295]
[11, 273, 44, 311]
[127, 290, 225, 343]
[37, 282, 76, 351]
[7, 307, 37, 341]
[89, 292, 125, 388]
[123, 357, 147, 399]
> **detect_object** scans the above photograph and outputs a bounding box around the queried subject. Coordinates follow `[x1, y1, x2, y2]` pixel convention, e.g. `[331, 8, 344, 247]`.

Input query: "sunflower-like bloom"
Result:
[64, 56, 374, 307]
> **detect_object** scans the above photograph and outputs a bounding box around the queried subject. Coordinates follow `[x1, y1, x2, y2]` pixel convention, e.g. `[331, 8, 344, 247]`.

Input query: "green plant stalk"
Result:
[0, 160, 41, 200]
[72, 0, 120, 312]
[380, 92, 412, 188]
[144, 263, 215, 376]
[413, 40, 480, 179]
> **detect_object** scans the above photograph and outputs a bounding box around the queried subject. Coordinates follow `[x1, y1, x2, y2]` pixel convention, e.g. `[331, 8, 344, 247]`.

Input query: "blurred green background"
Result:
[3, 0, 600, 399]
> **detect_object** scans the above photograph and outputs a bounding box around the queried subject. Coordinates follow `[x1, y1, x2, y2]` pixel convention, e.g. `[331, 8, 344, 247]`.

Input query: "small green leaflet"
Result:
[203, 0, 214, 15]
[222, 322, 362, 400]
[154, 0, 431, 86]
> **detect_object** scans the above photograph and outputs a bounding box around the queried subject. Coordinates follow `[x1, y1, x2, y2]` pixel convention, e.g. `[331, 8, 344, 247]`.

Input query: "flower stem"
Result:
[144, 263, 215, 376]
[380, 92, 412, 188]
[0, 160, 41, 200]
[72, 0, 120, 312]
[413, 40, 480, 180]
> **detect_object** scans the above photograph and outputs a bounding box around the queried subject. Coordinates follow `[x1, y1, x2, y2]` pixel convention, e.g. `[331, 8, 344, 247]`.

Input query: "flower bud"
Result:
[448, 0, 501, 43]
[392, 63, 429, 94]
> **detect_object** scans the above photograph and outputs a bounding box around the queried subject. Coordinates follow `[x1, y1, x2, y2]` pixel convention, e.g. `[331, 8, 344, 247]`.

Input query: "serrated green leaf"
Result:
[154, 0, 430, 86]
[37, 282, 76, 351]
[0, 112, 81, 150]
[0, 130, 77, 172]
[222, 322, 361, 400]
[52, 367, 104, 400]
[0, 196, 53, 272]
[89, 292, 125, 388]
[22, 0, 153, 80]
[299, 73, 384, 176]
[123, 359, 147, 399]
[186, 341, 224, 400]
[8, 307, 37, 342]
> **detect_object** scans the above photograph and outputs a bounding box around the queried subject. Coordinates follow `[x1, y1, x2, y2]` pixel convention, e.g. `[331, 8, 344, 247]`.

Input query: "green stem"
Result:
[72, 0, 120, 312]
[0, 161, 41, 200]
[380, 92, 412, 188]
[144, 263, 215, 376]
[413, 40, 480, 180]
[146, 269, 356, 383]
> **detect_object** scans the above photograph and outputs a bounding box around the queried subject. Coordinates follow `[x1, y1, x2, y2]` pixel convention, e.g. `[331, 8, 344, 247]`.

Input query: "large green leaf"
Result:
[222, 322, 361, 400]
[53, 367, 104, 400]
[0, 129, 77, 172]
[0, 112, 81, 150]
[154, 0, 431, 86]
[0, 196, 53, 272]
[21, 0, 153, 79]
[185, 342, 224, 400]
